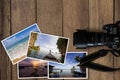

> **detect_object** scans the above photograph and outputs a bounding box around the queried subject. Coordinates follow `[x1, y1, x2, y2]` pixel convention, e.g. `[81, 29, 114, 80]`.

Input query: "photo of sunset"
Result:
[18, 58, 48, 79]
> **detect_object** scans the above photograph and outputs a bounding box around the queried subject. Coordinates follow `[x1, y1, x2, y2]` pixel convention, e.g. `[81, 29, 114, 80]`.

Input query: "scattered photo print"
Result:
[18, 58, 48, 79]
[1, 23, 40, 64]
[48, 52, 88, 79]
[27, 32, 69, 63]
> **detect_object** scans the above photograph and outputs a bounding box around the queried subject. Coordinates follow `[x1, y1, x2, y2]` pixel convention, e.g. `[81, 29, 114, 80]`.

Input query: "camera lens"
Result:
[73, 21, 120, 49]
[73, 30, 105, 48]
[73, 30, 88, 48]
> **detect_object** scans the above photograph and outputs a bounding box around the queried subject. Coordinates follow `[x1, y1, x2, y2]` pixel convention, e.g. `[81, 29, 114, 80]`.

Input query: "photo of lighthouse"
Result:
[27, 32, 69, 63]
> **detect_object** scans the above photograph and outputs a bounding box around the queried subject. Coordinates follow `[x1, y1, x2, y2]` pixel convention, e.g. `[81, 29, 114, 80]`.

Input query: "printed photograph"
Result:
[18, 58, 48, 79]
[49, 52, 88, 79]
[27, 32, 69, 63]
[1, 23, 40, 64]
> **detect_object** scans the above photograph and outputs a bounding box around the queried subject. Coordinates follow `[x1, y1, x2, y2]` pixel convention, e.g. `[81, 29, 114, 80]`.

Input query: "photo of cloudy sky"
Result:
[1, 24, 40, 64]
[49, 52, 87, 79]
[27, 32, 69, 63]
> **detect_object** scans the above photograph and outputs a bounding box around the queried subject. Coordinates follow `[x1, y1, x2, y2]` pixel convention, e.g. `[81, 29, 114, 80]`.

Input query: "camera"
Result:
[73, 21, 120, 72]
[73, 21, 120, 49]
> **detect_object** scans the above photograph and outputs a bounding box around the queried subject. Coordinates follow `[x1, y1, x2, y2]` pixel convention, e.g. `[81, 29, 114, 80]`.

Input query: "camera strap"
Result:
[78, 49, 120, 72]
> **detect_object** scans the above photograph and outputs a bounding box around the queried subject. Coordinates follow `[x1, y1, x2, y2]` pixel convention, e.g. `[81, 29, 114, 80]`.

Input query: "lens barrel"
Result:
[73, 30, 119, 49]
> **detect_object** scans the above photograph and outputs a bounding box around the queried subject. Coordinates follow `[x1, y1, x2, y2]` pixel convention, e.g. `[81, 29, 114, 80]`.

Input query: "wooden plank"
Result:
[1, 0, 119, 80]
[0, 0, 11, 80]
[37, 0, 63, 36]
[0, 1, 2, 78]
[63, 0, 89, 80]
[11, 0, 36, 33]
[63, 0, 89, 52]
[114, 0, 120, 79]
[37, 0, 63, 80]
[89, 0, 114, 80]
[0, 0, 2, 79]
[11, 0, 36, 80]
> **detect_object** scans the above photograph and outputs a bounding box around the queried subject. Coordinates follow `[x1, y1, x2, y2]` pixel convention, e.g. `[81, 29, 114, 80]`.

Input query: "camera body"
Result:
[73, 23, 120, 49]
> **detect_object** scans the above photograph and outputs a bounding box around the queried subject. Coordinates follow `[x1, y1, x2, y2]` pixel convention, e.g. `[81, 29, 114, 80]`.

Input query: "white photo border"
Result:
[1, 23, 40, 65]
[17, 57, 48, 79]
[27, 31, 70, 64]
[48, 52, 88, 79]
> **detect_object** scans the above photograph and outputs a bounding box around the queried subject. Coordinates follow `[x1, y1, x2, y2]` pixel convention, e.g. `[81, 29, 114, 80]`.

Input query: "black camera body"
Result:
[73, 22, 120, 49]
[73, 21, 120, 72]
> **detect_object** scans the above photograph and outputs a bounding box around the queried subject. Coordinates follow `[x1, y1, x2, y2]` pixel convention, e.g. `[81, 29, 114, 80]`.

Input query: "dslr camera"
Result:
[73, 21, 120, 72]
[73, 21, 120, 50]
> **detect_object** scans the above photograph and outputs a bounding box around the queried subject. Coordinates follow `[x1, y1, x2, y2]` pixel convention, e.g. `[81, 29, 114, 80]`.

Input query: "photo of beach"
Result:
[49, 52, 88, 79]
[18, 58, 48, 79]
[1, 24, 40, 64]
[27, 32, 69, 63]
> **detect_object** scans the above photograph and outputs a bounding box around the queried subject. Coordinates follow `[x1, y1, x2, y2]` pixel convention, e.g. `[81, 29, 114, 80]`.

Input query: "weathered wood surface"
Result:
[0, 0, 119, 80]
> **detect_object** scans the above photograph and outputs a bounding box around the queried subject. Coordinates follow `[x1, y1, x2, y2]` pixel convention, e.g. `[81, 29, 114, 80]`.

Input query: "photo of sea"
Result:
[27, 32, 69, 63]
[1, 23, 40, 64]
[18, 58, 48, 79]
[49, 52, 88, 79]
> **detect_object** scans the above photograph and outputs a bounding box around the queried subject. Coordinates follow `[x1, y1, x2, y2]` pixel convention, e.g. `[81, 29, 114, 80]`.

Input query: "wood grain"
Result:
[114, 0, 120, 80]
[89, 0, 114, 80]
[0, 1, 2, 78]
[37, 0, 63, 80]
[63, 0, 89, 80]
[37, 0, 63, 36]
[11, 0, 36, 80]
[0, 0, 11, 80]
[0, 0, 120, 80]
[63, 0, 89, 52]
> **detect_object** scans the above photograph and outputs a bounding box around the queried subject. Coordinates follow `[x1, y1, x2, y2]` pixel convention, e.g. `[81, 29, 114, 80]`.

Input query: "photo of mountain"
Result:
[27, 32, 69, 63]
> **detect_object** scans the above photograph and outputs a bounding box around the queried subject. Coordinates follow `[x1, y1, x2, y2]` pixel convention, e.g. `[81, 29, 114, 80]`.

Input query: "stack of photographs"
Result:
[1, 23, 88, 79]
[1, 24, 40, 64]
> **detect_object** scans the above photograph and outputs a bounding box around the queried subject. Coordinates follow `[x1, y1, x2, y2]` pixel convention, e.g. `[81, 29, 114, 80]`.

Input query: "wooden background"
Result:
[0, 0, 120, 80]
